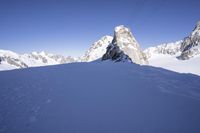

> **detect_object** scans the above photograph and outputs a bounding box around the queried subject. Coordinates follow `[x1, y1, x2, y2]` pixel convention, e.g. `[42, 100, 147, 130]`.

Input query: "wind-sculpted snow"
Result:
[0, 62, 200, 133]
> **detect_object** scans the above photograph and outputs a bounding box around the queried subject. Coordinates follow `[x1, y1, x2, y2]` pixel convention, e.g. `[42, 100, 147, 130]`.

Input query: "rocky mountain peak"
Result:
[102, 25, 148, 65]
[81, 35, 113, 62]
[144, 40, 183, 59]
[179, 21, 200, 59]
[114, 25, 129, 32]
[192, 20, 200, 35]
[113, 25, 140, 48]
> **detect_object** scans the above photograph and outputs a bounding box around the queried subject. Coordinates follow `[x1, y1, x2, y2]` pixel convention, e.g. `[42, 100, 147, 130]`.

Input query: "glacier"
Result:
[144, 21, 200, 75]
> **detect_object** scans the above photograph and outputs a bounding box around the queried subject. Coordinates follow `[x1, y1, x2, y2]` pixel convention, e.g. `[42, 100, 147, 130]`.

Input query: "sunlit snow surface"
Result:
[148, 53, 200, 76]
[0, 62, 200, 133]
[0, 63, 16, 71]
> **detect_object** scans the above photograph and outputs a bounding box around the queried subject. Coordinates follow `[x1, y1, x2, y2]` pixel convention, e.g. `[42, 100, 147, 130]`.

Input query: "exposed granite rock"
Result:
[102, 25, 148, 65]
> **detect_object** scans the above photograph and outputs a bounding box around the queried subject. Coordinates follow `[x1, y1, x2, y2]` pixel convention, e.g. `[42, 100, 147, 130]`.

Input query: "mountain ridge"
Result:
[1, 21, 200, 75]
[0, 50, 76, 70]
[143, 21, 200, 75]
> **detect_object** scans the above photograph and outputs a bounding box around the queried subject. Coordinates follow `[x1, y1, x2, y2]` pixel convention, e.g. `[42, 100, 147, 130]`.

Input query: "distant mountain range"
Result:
[0, 50, 76, 70]
[0, 21, 200, 75]
[144, 21, 200, 75]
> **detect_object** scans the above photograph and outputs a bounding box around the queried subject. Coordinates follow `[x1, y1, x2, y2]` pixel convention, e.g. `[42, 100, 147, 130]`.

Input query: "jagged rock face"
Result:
[102, 43, 132, 62]
[29, 52, 76, 64]
[0, 56, 28, 68]
[144, 41, 182, 59]
[0, 50, 28, 68]
[81, 36, 113, 62]
[102, 25, 148, 64]
[179, 21, 200, 59]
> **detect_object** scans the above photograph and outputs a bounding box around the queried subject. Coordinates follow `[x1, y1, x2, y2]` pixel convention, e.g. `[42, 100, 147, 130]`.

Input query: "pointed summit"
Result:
[114, 25, 129, 32]
[191, 20, 200, 36]
[102, 25, 148, 64]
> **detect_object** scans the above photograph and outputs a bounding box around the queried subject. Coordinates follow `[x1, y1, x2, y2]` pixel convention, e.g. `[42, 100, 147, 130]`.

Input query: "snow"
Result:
[0, 50, 76, 70]
[144, 38, 200, 76]
[115, 25, 126, 32]
[104, 25, 147, 64]
[0, 62, 200, 133]
[192, 21, 200, 36]
[114, 25, 130, 33]
[0, 62, 17, 71]
[148, 53, 200, 75]
[144, 41, 182, 58]
[0, 50, 19, 58]
[82, 36, 113, 62]
[20, 52, 59, 67]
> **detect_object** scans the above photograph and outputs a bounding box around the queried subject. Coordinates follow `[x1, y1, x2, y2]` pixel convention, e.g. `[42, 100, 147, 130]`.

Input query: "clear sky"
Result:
[0, 0, 200, 56]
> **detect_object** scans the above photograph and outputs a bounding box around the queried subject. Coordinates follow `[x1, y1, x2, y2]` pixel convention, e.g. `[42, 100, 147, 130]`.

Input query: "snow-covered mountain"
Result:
[0, 25, 148, 71]
[1, 21, 200, 75]
[144, 21, 200, 75]
[81, 36, 113, 62]
[144, 41, 183, 59]
[102, 25, 148, 64]
[179, 21, 200, 59]
[0, 62, 200, 133]
[0, 50, 76, 70]
[145, 21, 200, 59]
[1, 22, 200, 133]
[0, 35, 113, 71]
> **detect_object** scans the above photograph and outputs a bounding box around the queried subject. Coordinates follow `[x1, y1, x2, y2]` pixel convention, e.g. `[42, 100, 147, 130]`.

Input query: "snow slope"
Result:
[81, 36, 113, 62]
[147, 53, 200, 75]
[0, 62, 200, 133]
[144, 41, 182, 58]
[144, 40, 200, 76]
[144, 21, 200, 75]
[0, 62, 16, 71]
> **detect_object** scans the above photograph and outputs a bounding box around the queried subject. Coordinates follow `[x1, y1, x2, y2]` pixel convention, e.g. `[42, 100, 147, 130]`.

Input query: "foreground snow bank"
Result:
[0, 62, 200, 133]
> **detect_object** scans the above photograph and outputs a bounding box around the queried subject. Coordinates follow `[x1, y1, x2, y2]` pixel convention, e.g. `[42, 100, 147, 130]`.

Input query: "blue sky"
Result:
[0, 0, 199, 56]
